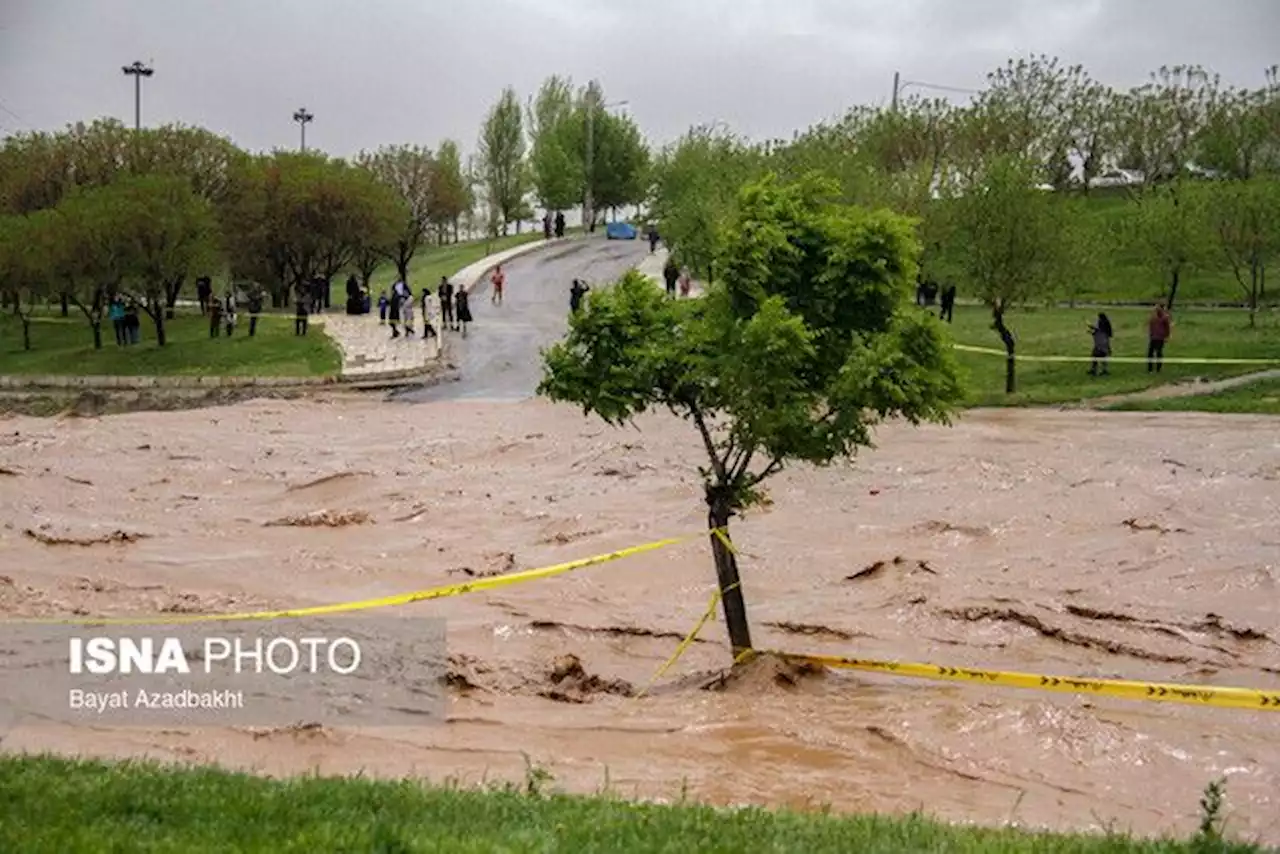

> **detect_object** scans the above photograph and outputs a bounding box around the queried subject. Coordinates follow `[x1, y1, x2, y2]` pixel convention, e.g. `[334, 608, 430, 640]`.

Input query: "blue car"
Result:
[605, 221, 638, 240]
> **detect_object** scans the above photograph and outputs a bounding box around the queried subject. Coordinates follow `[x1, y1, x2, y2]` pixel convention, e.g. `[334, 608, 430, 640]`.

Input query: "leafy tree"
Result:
[538, 174, 963, 655]
[110, 175, 220, 346]
[356, 144, 435, 281]
[34, 190, 132, 349]
[430, 139, 470, 243]
[1115, 66, 1218, 188]
[649, 126, 764, 281]
[1202, 178, 1280, 325]
[479, 87, 528, 234]
[1198, 84, 1276, 180]
[0, 215, 47, 350]
[527, 75, 582, 212]
[1122, 181, 1213, 309]
[934, 156, 1078, 393]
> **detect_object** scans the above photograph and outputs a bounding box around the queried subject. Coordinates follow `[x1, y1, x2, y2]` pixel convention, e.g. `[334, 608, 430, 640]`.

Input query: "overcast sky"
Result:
[1, 0, 1276, 158]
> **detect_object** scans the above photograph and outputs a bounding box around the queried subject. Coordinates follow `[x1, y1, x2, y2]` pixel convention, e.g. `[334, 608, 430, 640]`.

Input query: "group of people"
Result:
[107, 297, 142, 346]
[209, 286, 266, 338]
[541, 211, 567, 241]
[661, 256, 694, 299]
[917, 279, 957, 323]
[1086, 303, 1173, 376]
[377, 275, 475, 339]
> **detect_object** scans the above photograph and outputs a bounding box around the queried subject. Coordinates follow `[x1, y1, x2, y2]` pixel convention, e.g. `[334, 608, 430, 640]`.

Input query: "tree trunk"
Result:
[706, 491, 753, 657]
[90, 321, 103, 350]
[60, 294, 69, 317]
[153, 310, 167, 347]
[396, 258, 410, 285]
[1166, 267, 1180, 312]
[164, 275, 185, 320]
[21, 317, 31, 350]
[992, 305, 1016, 394]
[1249, 260, 1260, 328]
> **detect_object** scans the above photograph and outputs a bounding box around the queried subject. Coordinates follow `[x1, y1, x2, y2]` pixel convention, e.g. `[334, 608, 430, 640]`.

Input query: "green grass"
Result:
[0, 755, 1260, 853]
[1072, 192, 1271, 306]
[946, 304, 1280, 407]
[1104, 376, 1280, 414]
[0, 310, 340, 377]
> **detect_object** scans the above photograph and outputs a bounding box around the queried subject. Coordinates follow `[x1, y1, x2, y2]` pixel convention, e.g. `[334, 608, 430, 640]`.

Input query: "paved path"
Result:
[395, 238, 649, 402]
[637, 247, 704, 297]
[315, 237, 573, 381]
[1076, 368, 1280, 409]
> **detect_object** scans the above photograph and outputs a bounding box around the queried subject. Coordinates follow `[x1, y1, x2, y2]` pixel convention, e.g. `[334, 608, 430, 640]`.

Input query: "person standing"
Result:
[1147, 302, 1172, 373]
[939, 285, 956, 323]
[569, 278, 590, 314]
[1088, 313, 1113, 376]
[209, 297, 223, 339]
[196, 276, 212, 315]
[124, 302, 141, 345]
[109, 296, 126, 346]
[647, 224, 660, 253]
[438, 276, 455, 331]
[455, 286, 473, 338]
[247, 287, 263, 337]
[554, 211, 565, 239]
[662, 256, 680, 299]
[294, 293, 309, 336]
[490, 265, 505, 305]
[223, 289, 237, 337]
[421, 285, 436, 339]
[543, 212, 553, 241]
[388, 280, 406, 338]
[402, 288, 416, 338]
[378, 290, 389, 324]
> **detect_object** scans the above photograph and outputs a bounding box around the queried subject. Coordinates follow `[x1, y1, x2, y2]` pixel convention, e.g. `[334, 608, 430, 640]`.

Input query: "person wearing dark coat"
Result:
[543, 212, 553, 240]
[454, 287, 473, 338]
[554, 211, 565, 239]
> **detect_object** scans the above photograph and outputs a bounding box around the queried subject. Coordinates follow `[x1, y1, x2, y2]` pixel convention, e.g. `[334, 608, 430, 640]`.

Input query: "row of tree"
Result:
[647, 56, 1280, 391]
[0, 73, 653, 351]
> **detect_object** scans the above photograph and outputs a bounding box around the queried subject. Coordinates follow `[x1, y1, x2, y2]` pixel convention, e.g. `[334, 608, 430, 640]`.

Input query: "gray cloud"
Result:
[0, 0, 1275, 156]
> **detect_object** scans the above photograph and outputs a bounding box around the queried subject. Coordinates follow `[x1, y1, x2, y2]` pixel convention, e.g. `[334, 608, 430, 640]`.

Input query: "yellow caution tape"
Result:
[776, 650, 1280, 711]
[636, 528, 745, 698]
[953, 344, 1280, 366]
[6, 533, 707, 627]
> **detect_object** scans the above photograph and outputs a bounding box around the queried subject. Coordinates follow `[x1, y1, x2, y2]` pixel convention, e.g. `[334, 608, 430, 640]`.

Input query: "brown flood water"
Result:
[1, 398, 1278, 841]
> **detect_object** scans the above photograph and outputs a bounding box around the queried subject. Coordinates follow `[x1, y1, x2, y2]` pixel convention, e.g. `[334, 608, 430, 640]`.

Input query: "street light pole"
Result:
[121, 61, 154, 130]
[891, 71, 980, 112]
[293, 107, 313, 152]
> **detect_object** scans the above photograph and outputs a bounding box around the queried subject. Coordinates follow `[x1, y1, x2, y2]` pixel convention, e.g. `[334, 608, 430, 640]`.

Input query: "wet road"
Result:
[399, 238, 650, 402]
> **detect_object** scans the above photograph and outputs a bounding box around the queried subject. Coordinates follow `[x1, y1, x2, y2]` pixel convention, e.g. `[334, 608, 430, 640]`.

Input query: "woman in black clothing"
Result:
[454, 287, 473, 338]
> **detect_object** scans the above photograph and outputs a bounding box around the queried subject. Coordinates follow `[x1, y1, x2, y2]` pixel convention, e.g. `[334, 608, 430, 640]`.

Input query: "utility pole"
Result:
[891, 72, 980, 112]
[293, 107, 313, 152]
[121, 61, 154, 130]
[891, 70, 900, 112]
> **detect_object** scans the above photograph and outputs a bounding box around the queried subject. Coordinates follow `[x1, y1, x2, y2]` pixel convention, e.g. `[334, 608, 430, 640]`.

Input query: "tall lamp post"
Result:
[583, 85, 628, 233]
[121, 61, 154, 130]
[293, 107, 314, 152]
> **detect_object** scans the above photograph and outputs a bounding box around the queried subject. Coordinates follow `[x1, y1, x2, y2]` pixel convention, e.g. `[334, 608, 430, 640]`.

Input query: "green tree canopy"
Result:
[539, 174, 963, 656]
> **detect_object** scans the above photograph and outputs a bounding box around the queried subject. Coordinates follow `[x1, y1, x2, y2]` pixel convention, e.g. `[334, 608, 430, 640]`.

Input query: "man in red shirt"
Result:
[1147, 303, 1172, 373]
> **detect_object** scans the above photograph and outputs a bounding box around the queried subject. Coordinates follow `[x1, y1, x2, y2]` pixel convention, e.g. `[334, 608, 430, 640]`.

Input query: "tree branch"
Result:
[689, 403, 728, 483]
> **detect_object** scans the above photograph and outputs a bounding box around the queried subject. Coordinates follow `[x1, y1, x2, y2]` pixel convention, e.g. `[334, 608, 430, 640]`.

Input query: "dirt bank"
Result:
[1, 399, 1277, 841]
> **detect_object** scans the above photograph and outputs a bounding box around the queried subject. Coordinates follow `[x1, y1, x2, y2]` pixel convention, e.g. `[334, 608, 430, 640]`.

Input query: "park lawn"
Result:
[0, 310, 340, 377]
[1066, 192, 1273, 306]
[0, 755, 1256, 854]
[1104, 377, 1280, 415]
[946, 304, 1280, 407]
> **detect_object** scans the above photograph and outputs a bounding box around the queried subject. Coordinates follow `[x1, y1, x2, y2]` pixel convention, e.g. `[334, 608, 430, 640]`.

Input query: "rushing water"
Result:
[1, 399, 1277, 841]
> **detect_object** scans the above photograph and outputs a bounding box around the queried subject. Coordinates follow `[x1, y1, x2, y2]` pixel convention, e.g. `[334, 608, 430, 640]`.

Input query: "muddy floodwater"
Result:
[1, 399, 1278, 842]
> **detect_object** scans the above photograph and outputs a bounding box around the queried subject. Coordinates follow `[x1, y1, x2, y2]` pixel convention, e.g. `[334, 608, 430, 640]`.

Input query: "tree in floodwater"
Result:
[538, 174, 963, 657]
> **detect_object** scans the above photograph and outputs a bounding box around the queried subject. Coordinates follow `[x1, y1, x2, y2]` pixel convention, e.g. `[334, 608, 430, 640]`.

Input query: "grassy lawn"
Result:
[1105, 376, 1280, 415]
[0, 310, 340, 377]
[1073, 192, 1273, 306]
[946, 304, 1280, 407]
[0, 755, 1257, 853]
